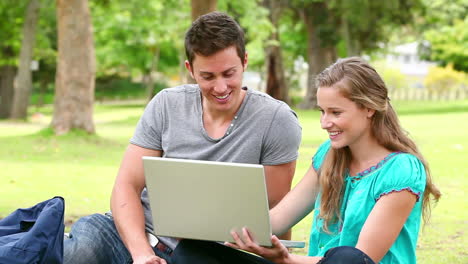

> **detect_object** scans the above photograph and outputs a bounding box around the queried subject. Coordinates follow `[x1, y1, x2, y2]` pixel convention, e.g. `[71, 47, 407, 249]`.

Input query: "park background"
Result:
[0, 0, 467, 263]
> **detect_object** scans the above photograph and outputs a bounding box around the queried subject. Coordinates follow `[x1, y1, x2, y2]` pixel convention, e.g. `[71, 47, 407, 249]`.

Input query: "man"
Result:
[64, 11, 301, 264]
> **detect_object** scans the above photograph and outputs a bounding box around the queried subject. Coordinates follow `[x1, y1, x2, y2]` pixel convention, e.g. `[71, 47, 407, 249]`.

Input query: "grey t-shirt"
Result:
[130, 84, 302, 236]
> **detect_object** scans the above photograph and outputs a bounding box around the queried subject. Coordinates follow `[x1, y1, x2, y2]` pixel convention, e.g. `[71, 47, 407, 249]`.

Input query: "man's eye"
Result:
[333, 111, 341, 115]
[202, 76, 214, 80]
[224, 71, 235, 78]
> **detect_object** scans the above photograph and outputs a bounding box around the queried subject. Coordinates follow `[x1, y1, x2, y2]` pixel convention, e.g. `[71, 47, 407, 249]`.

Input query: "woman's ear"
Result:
[367, 108, 376, 118]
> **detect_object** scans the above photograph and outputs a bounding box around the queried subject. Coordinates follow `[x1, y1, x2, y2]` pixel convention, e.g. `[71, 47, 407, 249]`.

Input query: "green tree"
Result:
[91, 0, 190, 100]
[0, 1, 27, 118]
[262, 0, 290, 104]
[291, 0, 339, 109]
[334, 0, 423, 56]
[284, 0, 423, 108]
[0, 0, 57, 117]
[420, 0, 468, 72]
[33, 2, 57, 107]
[11, 0, 41, 119]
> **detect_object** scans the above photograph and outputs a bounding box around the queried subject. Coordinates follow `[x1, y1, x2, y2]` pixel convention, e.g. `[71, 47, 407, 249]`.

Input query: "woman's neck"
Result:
[348, 137, 391, 175]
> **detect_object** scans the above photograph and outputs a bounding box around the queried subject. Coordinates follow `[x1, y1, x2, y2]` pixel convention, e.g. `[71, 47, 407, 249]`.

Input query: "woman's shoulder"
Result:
[373, 152, 427, 201]
[312, 140, 331, 170]
[383, 152, 425, 173]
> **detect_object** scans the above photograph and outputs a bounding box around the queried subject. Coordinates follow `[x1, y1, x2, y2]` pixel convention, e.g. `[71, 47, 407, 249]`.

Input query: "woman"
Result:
[171, 57, 441, 264]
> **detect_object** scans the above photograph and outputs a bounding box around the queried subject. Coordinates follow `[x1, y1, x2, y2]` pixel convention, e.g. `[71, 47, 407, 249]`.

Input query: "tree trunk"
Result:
[263, 0, 289, 104]
[145, 47, 160, 103]
[0, 66, 17, 118]
[191, 0, 217, 21]
[298, 3, 336, 109]
[10, 0, 40, 119]
[52, 0, 95, 135]
[36, 78, 47, 107]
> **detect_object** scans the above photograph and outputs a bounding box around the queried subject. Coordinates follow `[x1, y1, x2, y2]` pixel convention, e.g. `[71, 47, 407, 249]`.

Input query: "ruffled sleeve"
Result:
[312, 140, 331, 171]
[373, 153, 426, 202]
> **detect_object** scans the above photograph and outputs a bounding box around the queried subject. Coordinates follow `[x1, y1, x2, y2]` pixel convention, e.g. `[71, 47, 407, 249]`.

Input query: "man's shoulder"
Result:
[246, 88, 291, 111]
[159, 84, 199, 96]
[245, 89, 297, 121]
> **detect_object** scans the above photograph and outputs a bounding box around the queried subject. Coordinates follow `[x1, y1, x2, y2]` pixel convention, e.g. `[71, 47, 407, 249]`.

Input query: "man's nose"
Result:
[213, 78, 228, 93]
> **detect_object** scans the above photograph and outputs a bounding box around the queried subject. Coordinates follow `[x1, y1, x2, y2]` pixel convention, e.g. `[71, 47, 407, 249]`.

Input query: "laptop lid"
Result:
[143, 157, 273, 246]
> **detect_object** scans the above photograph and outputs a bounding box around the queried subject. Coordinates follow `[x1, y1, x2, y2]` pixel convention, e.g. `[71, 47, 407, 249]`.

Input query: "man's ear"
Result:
[185, 60, 195, 79]
[243, 52, 248, 71]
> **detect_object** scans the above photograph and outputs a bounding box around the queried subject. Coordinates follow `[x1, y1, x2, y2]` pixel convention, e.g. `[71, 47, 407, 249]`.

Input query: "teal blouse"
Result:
[308, 140, 426, 264]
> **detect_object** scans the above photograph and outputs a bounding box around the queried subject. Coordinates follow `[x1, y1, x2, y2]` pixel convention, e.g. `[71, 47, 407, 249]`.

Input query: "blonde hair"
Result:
[315, 57, 441, 232]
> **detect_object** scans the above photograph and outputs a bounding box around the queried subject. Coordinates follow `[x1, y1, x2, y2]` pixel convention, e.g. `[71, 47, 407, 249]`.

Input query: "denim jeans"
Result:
[63, 213, 172, 264]
[318, 246, 376, 264]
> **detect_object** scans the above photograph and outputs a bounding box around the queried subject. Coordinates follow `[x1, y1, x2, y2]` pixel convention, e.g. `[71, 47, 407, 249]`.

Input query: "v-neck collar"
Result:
[196, 87, 251, 142]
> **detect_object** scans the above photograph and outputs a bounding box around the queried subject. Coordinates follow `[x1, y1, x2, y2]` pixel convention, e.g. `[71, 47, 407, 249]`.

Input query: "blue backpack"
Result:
[0, 196, 65, 264]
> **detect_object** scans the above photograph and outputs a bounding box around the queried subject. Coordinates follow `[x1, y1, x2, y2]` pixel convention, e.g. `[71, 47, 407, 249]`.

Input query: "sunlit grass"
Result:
[0, 99, 466, 263]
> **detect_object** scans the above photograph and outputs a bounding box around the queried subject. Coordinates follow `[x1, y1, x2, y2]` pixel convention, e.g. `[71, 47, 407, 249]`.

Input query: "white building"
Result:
[385, 42, 436, 87]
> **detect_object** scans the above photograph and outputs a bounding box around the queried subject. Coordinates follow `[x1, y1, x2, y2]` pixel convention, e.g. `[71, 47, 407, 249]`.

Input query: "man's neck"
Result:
[201, 90, 246, 138]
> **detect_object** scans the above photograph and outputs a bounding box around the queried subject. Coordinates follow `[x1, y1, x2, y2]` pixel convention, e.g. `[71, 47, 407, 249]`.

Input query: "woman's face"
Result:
[317, 85, 374, 150]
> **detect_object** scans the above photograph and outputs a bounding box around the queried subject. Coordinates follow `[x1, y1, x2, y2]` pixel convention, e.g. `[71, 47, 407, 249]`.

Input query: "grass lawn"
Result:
[0, 99, 466, 263]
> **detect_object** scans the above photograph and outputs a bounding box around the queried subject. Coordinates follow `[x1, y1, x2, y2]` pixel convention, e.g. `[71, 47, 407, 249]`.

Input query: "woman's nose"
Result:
[321, 115, 332, 129]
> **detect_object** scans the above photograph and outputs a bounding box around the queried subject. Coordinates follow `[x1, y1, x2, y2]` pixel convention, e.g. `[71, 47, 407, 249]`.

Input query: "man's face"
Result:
[186, 46, 248, 115]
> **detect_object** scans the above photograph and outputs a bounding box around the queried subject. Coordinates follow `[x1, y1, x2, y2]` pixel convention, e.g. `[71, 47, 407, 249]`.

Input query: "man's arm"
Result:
[264, 161, 296, 240]
[110, 144, 163, 263]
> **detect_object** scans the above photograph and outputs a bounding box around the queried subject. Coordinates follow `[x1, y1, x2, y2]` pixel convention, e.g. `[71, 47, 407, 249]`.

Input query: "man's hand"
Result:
[133, 255, 167, 264]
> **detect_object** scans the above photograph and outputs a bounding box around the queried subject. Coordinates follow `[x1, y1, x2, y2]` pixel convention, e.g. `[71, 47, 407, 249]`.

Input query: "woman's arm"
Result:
[355, 190, 418, 263]
[270, 165, 320, 235]
[228, 229, 322, 264]
[229, 190, 417, 264]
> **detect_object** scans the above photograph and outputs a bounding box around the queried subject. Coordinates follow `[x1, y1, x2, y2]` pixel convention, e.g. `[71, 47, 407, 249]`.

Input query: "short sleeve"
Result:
[312, 140, 331, 171]
[129, 91, 165, 150]
[373, 153, 427, 202]
[261, 104, 302, 165]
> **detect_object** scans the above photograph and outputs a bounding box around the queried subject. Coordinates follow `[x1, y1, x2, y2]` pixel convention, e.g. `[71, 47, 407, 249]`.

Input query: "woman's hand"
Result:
[133, 255, 167, 264]
[225, 227, 291, 264]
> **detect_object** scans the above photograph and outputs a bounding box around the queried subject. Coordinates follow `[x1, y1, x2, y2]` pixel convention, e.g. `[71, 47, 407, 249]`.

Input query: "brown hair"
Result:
[184, 11, 245, 68]
[315, 57, 441, 232]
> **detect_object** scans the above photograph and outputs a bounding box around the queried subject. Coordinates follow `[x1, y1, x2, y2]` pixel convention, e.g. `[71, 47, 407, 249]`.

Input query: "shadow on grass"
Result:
[0, 127, 124, 164]
[98, 103, 146, 109]
[102, 115, 141, 126]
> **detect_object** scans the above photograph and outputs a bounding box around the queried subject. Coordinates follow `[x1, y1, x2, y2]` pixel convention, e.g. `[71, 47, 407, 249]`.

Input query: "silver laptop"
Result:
[143, 157, 305, 248]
